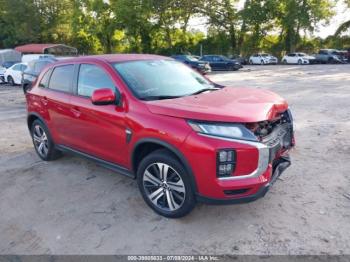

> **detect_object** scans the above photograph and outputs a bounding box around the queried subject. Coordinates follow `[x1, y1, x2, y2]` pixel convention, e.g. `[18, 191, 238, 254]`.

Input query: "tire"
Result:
[230, 65, 238, 71]
[260, 60, 265, 65]
[298, 59, 302, 65]
[137, 149, 196, 218]
[7, 76, 15, 86]
[249, 60, 253, 65]
[282, 60, 287, 64]
[31, 119, 62, 161]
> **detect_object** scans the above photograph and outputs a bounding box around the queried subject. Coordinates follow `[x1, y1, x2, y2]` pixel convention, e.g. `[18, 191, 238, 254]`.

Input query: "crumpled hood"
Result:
[146, 87, 288, 123]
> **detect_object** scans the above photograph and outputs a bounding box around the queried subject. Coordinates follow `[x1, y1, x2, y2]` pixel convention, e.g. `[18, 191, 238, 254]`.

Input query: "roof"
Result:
[54, 54, 170, 64]
[15, 44, 77, 54]
[0, 49, 20, 54]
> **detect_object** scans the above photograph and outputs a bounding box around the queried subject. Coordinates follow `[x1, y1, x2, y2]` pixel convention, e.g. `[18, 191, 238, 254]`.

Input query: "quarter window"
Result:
[77, 64, 114, 97]
[39, 69, 52, 88]
[48, 65, 74, 93]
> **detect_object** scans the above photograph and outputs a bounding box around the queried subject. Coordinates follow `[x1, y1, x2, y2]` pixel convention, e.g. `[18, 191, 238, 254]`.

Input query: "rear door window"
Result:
[48, 65, 74, 93]
[12, 64, 22, 71]
[77, 64, 115, 97]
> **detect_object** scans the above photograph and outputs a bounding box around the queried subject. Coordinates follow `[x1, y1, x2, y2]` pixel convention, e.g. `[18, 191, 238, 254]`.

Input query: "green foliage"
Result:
[0, 0, 348, 55]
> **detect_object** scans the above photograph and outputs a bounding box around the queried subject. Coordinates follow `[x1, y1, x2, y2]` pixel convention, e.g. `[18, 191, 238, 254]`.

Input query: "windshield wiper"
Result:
[140, 95, 182, 101]
[189, 88, 219, 96]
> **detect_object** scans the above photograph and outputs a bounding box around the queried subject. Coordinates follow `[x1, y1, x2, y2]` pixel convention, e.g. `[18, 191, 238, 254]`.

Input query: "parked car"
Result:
[25, 54, 294, 218]
[281, 53, 316, 65]
[345, 48, 350, 61]
[229, 54, 248, 65]
[336, 50, 349, 63]
[22, 58, 57, 93]
[315, 49, 345, 64]
[4, 62, 27, 85]
[1, 61, 20, 83]
[171, 55, 211, 74]
[22, 54, 55, 63]
[200, 55, 241, 71]
[249, 53, 278, 65]
[0, 67, 5, 83]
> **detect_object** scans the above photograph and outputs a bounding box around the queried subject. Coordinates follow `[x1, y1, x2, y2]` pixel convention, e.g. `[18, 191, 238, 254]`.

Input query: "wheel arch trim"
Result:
[131, 138, 198, 192]
[27, 112, 47, 131]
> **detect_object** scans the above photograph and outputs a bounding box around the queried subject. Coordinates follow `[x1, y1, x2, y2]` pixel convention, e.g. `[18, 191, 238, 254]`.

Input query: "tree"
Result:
[276, 0, 334, 52]
[334, 0, 350, 36]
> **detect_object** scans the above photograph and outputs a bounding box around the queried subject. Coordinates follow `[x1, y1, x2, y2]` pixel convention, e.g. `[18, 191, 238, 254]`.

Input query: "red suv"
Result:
[25, 54, 294, 218]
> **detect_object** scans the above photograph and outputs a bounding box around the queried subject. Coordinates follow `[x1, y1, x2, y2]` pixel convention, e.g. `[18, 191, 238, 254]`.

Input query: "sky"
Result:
[317, 1, 350, 37]
[188, 1, 350, 39]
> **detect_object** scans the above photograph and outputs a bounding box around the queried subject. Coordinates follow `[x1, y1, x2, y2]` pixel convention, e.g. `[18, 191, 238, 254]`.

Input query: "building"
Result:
[15, 44, 78, 56]
[0, 49, 22, 64]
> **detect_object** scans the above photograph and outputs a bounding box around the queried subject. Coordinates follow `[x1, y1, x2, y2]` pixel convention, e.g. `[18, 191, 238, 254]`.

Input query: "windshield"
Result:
[298, 53, 306, 56]
[261, 54, 269, 57]
[113, 60, 215, 100]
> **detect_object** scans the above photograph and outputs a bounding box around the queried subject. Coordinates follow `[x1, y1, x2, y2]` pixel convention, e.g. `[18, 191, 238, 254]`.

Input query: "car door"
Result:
[39, 64, 75, 145]
[45, 64, 76, 145]
[203, 56, 214, 69]
[66, 63, 128, 166]
[254, 55, 260, 64]
[9, 64, 22, 83]
[212, 56, 222, 69]
[291, 53, 298, 63]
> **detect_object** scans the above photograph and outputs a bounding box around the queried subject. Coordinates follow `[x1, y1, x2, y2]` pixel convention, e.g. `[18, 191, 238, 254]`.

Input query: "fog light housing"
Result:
[217, 149, 236, 177]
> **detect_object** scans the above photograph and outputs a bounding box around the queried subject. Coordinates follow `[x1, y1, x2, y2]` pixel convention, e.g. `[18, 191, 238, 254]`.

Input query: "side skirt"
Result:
[56, 145, 135, 179]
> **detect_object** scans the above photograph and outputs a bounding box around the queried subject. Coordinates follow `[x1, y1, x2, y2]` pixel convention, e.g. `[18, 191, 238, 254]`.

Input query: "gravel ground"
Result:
[0, 65, 349, 255]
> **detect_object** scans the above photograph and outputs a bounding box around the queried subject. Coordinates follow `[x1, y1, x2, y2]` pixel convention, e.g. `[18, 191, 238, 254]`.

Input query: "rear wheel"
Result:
[282, 59, 287, 64]
[31, 119, 62, 161]
[298, 59, 302, 65]
[137, 150, 195, 218]
[260, 60, 265, 65]
[7, 76, 15, 86]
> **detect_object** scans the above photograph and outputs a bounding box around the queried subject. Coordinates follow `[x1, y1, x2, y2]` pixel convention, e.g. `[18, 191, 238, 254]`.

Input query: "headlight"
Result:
[188, 121, 258, 141]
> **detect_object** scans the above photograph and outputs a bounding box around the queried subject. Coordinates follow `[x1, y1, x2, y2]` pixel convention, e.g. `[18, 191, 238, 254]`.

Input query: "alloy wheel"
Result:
[143, 163, 186, 212]
[32, 125, 49, 157]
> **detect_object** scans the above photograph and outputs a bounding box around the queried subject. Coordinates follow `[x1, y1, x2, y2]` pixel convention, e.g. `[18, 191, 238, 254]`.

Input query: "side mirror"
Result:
[91, 88, 119, 106]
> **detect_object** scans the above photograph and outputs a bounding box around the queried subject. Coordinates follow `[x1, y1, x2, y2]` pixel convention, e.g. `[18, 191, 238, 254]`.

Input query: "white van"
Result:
[21, 54, 55, 63]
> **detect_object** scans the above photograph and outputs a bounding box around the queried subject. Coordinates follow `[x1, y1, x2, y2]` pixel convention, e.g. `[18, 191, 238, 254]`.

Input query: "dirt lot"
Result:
[0, 65, 349, 255]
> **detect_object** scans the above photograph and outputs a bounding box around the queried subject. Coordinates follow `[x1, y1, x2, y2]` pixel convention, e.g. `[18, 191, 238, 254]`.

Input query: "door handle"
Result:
[71, 107, 81, 117]
[41, 96, 48, 105]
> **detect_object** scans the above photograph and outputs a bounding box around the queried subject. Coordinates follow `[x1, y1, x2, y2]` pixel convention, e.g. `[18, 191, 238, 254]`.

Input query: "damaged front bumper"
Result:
[197, 110, 294, 204]
[197, 155, 291, 204]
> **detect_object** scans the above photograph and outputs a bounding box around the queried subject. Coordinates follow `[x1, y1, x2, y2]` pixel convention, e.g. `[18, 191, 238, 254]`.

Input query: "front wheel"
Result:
[137, 150, 196, 218]
[298, 59, 302, 65]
